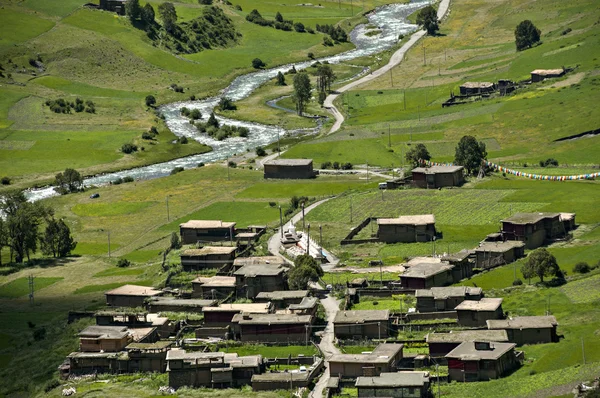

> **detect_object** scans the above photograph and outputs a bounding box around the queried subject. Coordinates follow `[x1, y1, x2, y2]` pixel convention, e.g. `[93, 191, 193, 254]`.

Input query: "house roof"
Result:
[192, 275, 236, 287]
[531, 69, 564, 75]
[460, 82, 494, 89]
[236, 232, 258, 239]
[224, 353, 262, 368]
[181, 246, 237, 256]
[401, 262, 454, 279]
[79, 325, 129, 339]
[356, 371, 429, 388]
[202, 303, 272, 313]
[147, 297, 217, 308]
[411, 165, 464, 174]
[487, 315, 558, 330]
[475, 241, 525, 253]
[426, 329, 509, 344]
[234, 264, 285, 277]
[334, 310, 390, 324]
[105, 284, 162, 297]
[559, 212, 576, 221]
[415, 286, 482, 299]
[233, 256, 287, 266]
[232, 313, 312, 325]
[264, 159, 313, 166]
[455, 297, 503, 311]
[180, 220, 236, 229]
[166, 348, 225, 361]
[442, 249, 472, 262]
[502, 212, 560, 225]
[255, 290, 308, 300]
[289, 297, 319, 311]
[445, 341, 516, 361]
[378, 214, 435, 226]
[329, 344, 403, 364]
[126, 341, 173, 351]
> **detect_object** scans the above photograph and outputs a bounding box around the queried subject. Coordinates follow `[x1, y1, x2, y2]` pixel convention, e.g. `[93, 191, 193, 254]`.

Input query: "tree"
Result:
[125, 0, 141, 21]
[207, 112, 219, 128]
[141, 3, 155, 24]
[316, 65, 336, 93]
[0, 217, 7, 266]
[255, 146, 266, 156]
[158, 2, 177, 33]
[1, 192, 51, 263]
[292, 72, 312, 116]
[454, 135, 487, 175]
[41, 218, 77, 258]
[294, 22, 305, 33]
[218, 97, 236, 111]
[416, 5, 439, 35]
[573, 262, 590, 274]
[252, 58, 265, 69]
[275, 11, 283, 23]
[289, 255, 323, 290]
[521, 248, 560, 283]
[515, 20, 541, 51]
[405, 143, 431, 167]
[276, 71, 286, 86]
[170, 232, 181, 249]
[54, 168, 83, 194]
[145, 95, 156, 107]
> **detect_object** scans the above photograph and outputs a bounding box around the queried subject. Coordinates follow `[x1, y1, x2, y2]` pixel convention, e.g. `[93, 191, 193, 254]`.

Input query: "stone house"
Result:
[501, 212, 563, 249]
[329, 344, 404, 379]
[180, 246, 237, 270]
[486, 316, 559, 345]
[474, 241, 525, 269]
[231, 313, 313, 343]
[99, 0, 126, 14]
[105, 284, 163, 308]
[446, 341, 520, 382]
[441, 250, 474, 281]
[377, 215, 436, 243]
[263, 159, 316, 179]
[191, 276, 236, 300]
[179, 220, 236, 244]
[255, 290, 308, 309]
[234, 264, 287, 299]
[355, 371, 431, 398]
[400, 262, 455, 290]
[415, 286, 483, 313]
[531, 69, 565, 82]
[455, 298, 504, 327]
[288, 297, 319, 317]
[333, 310, 390, 340]
[426, 330, 509, 359]
[459, 82, 496, 96]
[202, 303, 273, 327]
[411, 166, 465, 189]
[146, 297, 216, 313]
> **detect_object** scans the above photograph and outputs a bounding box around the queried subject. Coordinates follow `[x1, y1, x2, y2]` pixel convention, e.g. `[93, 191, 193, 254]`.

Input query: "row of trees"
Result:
[290, 65, 337, 116]
[0, 192, 76, 264]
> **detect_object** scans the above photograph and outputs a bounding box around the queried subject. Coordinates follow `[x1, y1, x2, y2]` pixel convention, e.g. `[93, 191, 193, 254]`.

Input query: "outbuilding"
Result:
[180, 246, 237, 270]
[191, 276, 236, 300]
[355, 371, 431, 398]
[334, 310, 390, 340]
[329, 344, 404, 379]
[426, 330, 509, 358]
[179, 220, 236, 244]
[531, 69, 565, 82]
[445, 341, 520, 382]
[455, 298, 504, 327]
[377, 215, 436, 243]
[263, 159, 316, 179]
[486, 315, 558, 345]
[416, 286, 483, 313]
[411, 166, 464, 189]
[474, 241, 525, 269]
[501, 212, 563, 249]
[400, 262, 454, 290]
[105, 284, 162, 308]
[459, 82, 496, 96]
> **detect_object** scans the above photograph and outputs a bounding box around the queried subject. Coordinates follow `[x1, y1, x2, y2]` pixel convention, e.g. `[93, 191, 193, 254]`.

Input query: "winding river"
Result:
[26, 1, 428, 201]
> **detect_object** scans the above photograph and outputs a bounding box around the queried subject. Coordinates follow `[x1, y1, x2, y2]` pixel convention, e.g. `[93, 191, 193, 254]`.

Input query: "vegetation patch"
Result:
[0, 277, 63, 298]
[73, 280, 153, 295]
[561, 273, 600, 304]
[93, 268, 145, 278]
[71, 202, 155, 217]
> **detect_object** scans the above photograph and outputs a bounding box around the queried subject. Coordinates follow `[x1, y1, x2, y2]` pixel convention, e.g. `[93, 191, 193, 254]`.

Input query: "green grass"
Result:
[21, 0, 88, 17]
[73, 280, 153, 295]
[235, 177, 379, 199]
[220, 344, 317, 358]
[72, 242, 121, 256]
[32, 76, 148, 99]
[93, 267, 146, 278]
[0, 277, 63, 298]
[72, 202, 155, 217]
[561, 273, 600, 304]
[0, 8, 54, 46]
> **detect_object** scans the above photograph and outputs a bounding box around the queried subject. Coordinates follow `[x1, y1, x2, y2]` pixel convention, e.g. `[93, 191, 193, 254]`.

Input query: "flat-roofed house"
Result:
[400, 262, 455, 290]
[99, 0, 126, 14]
[179, 220, 236, 244]
[180, 246, 237, 270]
[233, 256, 287, 269]
[255, 290, 308, 309]
[288, 297, 319, 316]
[329, 344, 404, 379]
[146, 297, 216, 313]
[334, 310, 390, 340]
[377, 215, 436, 243]
[455, 298, 504, 327]
[203, 303, 273, 327]
[560, 213, 576, 232]
[446, 341, 520, 382]
[474, 241, 525, 269]
[441, 250, 473, 281]
[263, 158, 316, 179]
[232, 313, 313, 343]
[355, 371, 431, 398]
[105, 284, 162, 307]
[234, 264, 287, 299]
[411, 166, 464, 189]
[459, 81, 496, 95]
[416, 286, 483, 313]
[487, 316, 558, 345]
[78, 326, 133, 352]
[191, 276, 236, 299]
[426, 330, 509, 358]
[501, 212, 563, 249]
[531, 69, 565, 82]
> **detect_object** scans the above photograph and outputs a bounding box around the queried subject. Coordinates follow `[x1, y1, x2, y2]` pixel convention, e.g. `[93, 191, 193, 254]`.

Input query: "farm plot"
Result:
[561, 273, 600, 304]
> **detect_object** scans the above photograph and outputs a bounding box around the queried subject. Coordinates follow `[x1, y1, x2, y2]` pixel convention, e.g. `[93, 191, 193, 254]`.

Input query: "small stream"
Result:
[26, 1, 427, 201]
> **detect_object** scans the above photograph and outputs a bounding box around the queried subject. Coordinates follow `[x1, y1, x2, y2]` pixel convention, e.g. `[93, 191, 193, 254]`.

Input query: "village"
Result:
[55, 160, 583, 398]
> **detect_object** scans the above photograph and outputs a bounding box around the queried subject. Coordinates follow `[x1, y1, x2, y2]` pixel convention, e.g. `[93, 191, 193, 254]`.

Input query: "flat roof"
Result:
[531, 69, 564, 75]
[224, 353, 262, 368]
[180, 220, 236, 229]
[79, 325, 129, 339]
[234, 264, 285, 277]
[182, 246, 237, 256]
[426, 330, 509, 344]
[412, 165, 464, 174]
[442, 249, 471, 262]
[378, 214, 435, 225]
[192, 275, 236, 287]
[445, 341, 516, 361]
[289, 297, 319, 310]
[255, 290, 308, 300]
[236, 232, 258, 239]
[264, 158, 313, 166]
[415, 286, 482, 299]
[502, 212, 560, 225]
[330, 344, 403, 364]
[334, 310, 390, 324]
[232, 313, 312, 325]
[147, 297, 216, 308]
[460, 82, 494, 89]
[401, 262, 454, 279]
[203, 303, 272, 313]
[475, 241, 525, 253]
[167, 348, 225, 361]
[105, 284, 162, 297]
[126, 341, 173, 350]
[233, 256, 287, 266]
[356, 371, 429, 388]
[487, 315, 558, 330]
[560, 212, 576, 221]
[455, 297, 503, 311]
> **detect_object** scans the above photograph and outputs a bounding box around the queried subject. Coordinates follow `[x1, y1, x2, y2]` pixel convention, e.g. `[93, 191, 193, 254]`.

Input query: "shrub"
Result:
[178, 136, 189, 144]
[170, 166, 185, 175]
[235, 5, 242, 11]
[122, 176, 134, 183]
[33, 327, 47, 341]
[539, 158, 559, 167]
[341, 162, 353, 170]
[573, 262, 590, 274]
[116, 258, 131, 268]
[142, 131, 154, 140]
[112, 177, 123, 185]
[269, 202, 277, 207]
[321, 161, 332, 169]
[1, 176, 10, 185]
[189, 94, 196, 101]
[121, 143, 138, 154]
[198, 0, 212, 4]
[255, 146, 266, 156]
[323, 37, 333, 46]
[308, 52, 314, 59]
[512, 279, 523, 286]
[197, 162, 205, 167]
[190, 109, 202, 120]
[228, 161, 237, 168]
[332, 161, 340, 170]
[150, 126, 159, 134]
[252, 58, 265, 69]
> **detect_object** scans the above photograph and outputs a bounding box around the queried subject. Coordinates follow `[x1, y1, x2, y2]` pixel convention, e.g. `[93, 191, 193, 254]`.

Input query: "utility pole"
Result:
[107, 230, 111, 258]
[319, 225, 323, 248]
[302, 202, 305, 231]
[279, 206, 284, 239]
[307, 224, 311, 256]
[437, 362, 441, 398]
[388, 124, 391, 147]
[350, 196, 353, 223]
[277, 131, 281, 154]
[390, 68, 393, 87]
[403, 90, 406, 110]
[379, 260, 383, 284]
[378, 322, 381, 340]
[28, 275, 34, 306]
[226, 156, 230, 180]
[366, 160, 369, 180]
[582, 337, 586, 364]
[166, 195, 170, 222]
[305, 325, 309, 347]
[422, 43, 426, 66]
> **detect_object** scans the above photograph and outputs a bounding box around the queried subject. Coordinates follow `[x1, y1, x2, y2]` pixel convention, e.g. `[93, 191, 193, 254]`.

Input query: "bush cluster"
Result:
[44, 98, 95, 114]
[320, 161, 353, 170]
[539, 158, 559, 167]
[316, 24, 348, 42]
[170, 83, 185, 93]
[181, 107, 202, 120]
[195, 113, 249, 140]
[111, 176, 135, 185]
[121, 143, 138, 154]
